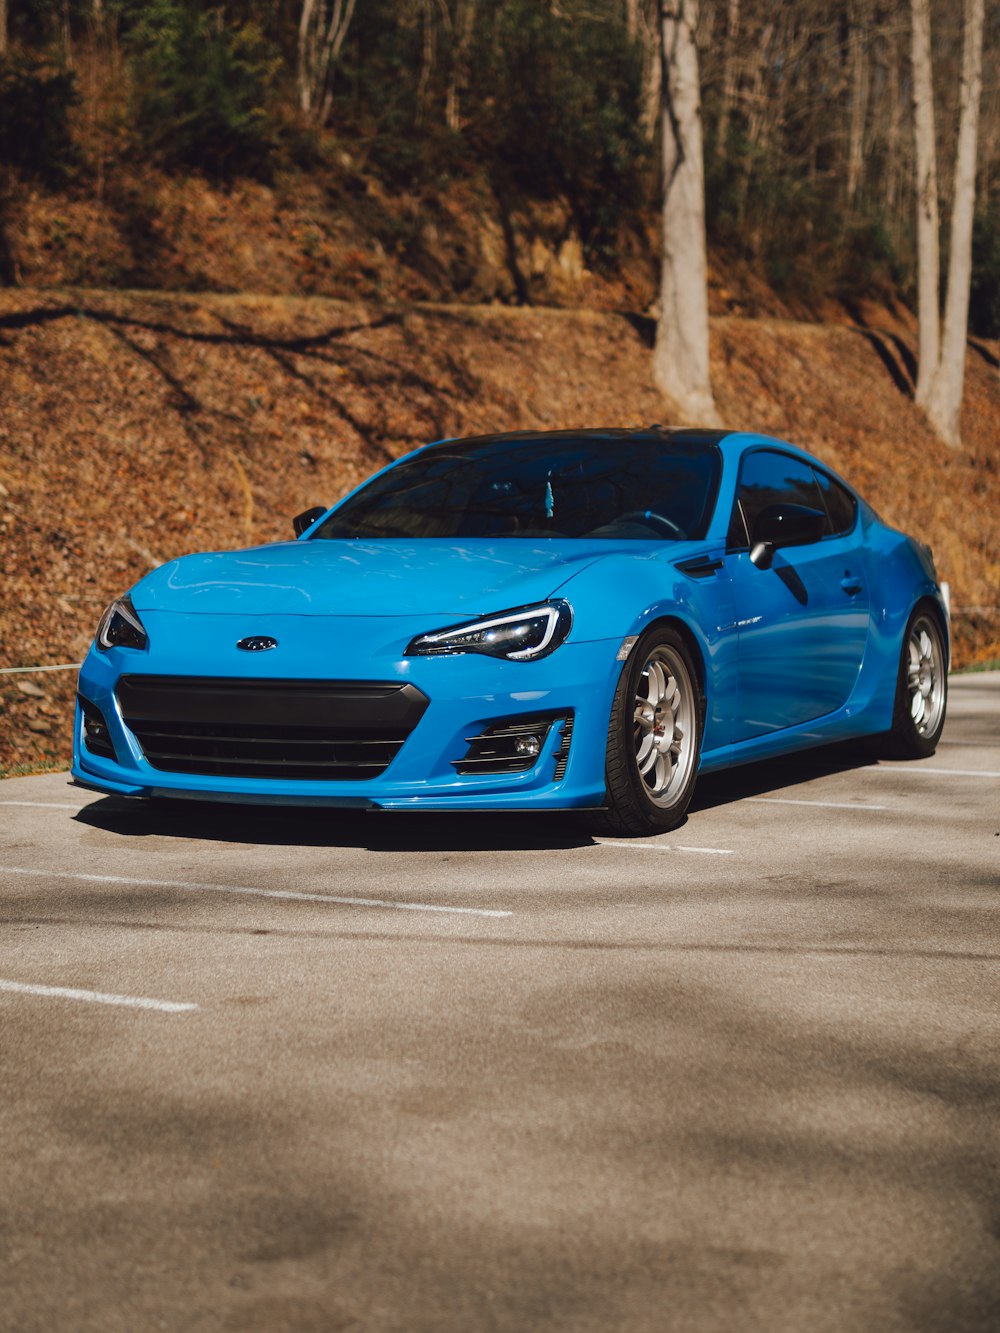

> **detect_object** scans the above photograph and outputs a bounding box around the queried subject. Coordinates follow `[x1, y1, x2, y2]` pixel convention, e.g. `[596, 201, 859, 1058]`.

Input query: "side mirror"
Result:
[293, 506, 327, 538]
[750, 504, 825, 568]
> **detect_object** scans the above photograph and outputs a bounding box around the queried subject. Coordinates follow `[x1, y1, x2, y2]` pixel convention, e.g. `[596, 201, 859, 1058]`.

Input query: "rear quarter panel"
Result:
[854, 503, 949, 727]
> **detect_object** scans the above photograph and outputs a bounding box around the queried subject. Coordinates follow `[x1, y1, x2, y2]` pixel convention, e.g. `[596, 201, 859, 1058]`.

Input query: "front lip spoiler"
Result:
[71, 772, 378, 809]
[149, 788, 377, 809]
[70, 770, 607, 812]
[71, 773, 148, 798]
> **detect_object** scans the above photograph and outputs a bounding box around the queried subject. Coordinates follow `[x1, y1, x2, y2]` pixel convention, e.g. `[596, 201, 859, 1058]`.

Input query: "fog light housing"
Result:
[452, 714, 572, 777]
[79, 696, 117, 761]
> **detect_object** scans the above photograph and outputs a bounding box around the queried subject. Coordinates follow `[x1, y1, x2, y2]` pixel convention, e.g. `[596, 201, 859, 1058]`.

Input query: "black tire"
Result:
[884, 605, 947, 759]
[597, 624, 703, 835]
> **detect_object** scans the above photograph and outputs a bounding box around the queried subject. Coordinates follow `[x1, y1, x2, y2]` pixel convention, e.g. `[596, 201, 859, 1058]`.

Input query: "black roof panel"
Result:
[425, 426, 732, 451]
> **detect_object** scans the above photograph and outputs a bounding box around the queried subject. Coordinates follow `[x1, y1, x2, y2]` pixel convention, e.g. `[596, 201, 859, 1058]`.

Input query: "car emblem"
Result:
[236, 636, 278, 652]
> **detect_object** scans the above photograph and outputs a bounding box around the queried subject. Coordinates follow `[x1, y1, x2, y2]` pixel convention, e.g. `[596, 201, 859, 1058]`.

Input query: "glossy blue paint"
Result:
[74, 627, 622, 808]
[724, 530, 871, 739]
[72, 429, 948, 811]
[134, 539, 614, 617]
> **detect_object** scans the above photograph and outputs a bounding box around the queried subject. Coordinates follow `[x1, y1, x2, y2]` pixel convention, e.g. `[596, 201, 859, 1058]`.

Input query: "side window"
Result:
[733, 450, 826, 544]
[813, 469, 857, 536]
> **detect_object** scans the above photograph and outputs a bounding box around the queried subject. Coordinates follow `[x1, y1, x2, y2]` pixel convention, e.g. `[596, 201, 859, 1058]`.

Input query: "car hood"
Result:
[129, 538, 663, 617]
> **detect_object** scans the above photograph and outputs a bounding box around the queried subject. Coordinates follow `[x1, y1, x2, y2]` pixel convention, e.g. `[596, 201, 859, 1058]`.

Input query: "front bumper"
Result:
[72, 619, 623, 810]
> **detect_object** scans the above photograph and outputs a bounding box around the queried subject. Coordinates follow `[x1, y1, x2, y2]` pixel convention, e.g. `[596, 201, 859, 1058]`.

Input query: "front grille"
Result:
[116, 676, 428, 781]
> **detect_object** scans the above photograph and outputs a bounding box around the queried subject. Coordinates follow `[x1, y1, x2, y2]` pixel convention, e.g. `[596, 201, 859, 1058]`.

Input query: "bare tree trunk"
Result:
[298, 0, 319, 115]
[910, 0, 940, 405]
[846, 0, 870, 205]
[298, 0, 358, 123]
[61, 0, 74, 66]
[925, 0, 985, 446]
[318, 0, 358, 124]
[627, 0, 662, 142]
[735, 17, 774, 226]
[0, 0, 7, 59]
[653, 0, 719, 425]
[416, 0, 436, 121]
[640, 0, 663, 141]
[716, 0, 740, 162]
[882, 21, 903, 234]
[445, 0, 475, 132]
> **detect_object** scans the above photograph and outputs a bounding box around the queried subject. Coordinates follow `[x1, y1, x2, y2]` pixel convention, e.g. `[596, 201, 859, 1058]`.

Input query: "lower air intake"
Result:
[116, 676, 428, 781]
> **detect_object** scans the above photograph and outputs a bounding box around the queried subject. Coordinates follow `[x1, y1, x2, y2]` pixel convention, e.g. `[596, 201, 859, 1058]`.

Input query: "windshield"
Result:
[312, 435, 722, 541]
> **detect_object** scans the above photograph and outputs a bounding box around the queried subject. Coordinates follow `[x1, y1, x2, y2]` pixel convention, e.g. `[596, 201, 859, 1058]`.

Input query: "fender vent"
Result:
[674, 555, 724, 579]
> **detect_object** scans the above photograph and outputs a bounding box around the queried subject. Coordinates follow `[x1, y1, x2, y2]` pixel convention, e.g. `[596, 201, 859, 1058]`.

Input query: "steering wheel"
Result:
[617, 510, 685, 539]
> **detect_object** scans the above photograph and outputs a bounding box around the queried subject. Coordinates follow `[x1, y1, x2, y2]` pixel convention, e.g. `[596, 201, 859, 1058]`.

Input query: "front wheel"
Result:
[599, 626, 703, 835]
[885, 606, 947, 758]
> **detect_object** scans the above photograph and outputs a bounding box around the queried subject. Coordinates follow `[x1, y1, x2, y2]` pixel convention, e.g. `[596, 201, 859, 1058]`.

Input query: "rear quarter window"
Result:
[813, 470, 857, 536]
[731, 449, 825, 545]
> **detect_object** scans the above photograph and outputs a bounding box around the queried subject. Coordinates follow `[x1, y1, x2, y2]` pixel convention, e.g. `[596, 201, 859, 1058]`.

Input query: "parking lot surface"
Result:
[1, 672, 998, 1332]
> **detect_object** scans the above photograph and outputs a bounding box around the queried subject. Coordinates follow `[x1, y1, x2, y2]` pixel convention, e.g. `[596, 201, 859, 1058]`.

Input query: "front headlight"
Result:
[96, 596, 148, 652]
[406, 601, 572, 662]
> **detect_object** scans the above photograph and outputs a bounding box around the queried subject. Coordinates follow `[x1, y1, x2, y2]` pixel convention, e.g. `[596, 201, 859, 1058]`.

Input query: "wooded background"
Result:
[0, 0, 997, 337]
[1, 2, 999, 777]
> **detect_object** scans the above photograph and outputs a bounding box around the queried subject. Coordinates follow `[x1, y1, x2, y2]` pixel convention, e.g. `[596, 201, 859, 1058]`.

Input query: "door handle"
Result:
[841, 574, 863, 595]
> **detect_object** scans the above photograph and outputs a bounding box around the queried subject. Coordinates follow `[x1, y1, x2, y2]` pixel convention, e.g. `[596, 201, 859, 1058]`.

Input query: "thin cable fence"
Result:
[0, 663, 82, 675]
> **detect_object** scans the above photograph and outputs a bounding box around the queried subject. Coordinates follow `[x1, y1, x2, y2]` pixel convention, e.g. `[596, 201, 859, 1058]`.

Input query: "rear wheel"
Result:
[886, 607, 947, 758]
[599, 626, 703, 835]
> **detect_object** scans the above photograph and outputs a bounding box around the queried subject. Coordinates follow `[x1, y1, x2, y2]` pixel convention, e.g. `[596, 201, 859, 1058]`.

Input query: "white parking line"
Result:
[876, 766, 1000, 778]
[0, 978, 197, 1013]
[596, 841, 733, 855]
[1, 866, 512, 919]
[745, 798, 888, 811]
[0, 801, 81, 810]
[675, 846, 734, 855]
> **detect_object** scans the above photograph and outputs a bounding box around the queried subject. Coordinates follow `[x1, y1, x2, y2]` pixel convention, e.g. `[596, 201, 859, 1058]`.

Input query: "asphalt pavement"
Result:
[1, 672, 998, 1332]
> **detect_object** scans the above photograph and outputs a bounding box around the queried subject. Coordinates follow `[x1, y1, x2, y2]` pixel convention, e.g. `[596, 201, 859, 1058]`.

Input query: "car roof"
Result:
[422, 426, 733, 452]
[418, 428, 861, 502]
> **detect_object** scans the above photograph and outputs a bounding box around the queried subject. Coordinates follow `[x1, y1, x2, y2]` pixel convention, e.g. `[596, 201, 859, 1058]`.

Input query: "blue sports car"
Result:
[73, 428, 948, 833]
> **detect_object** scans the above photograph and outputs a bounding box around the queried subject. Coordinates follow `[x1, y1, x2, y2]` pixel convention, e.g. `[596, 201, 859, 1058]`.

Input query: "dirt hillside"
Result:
[1, 288, 997, 776]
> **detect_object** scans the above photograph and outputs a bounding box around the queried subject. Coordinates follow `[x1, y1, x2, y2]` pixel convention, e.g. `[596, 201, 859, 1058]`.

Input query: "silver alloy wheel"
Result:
[906, 614, 946, 738]
[633, 645, 696, 806]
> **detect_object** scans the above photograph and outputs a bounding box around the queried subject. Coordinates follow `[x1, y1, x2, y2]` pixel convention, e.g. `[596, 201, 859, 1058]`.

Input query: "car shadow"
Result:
[72, 739, 881, 851]
[72, 797, 595, 852]
[690, 739, 879, 812]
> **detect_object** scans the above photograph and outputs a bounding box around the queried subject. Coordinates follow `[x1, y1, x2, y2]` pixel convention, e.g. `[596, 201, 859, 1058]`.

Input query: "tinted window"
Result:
[313, 436, 722, 541]
[814, 469, 857, 536]
[734, 450, 825, 544]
